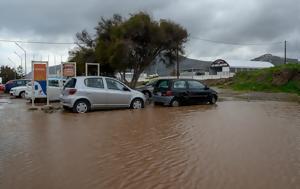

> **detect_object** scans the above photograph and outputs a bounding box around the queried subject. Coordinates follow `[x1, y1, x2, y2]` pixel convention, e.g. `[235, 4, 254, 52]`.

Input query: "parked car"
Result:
[60, 76, 146, 113]
[153, 79, 218, 107]
[4, 79, 30, 93]
[9, 86, 27, 98]
[25, 78, 65, 101]
[0, 84, 5, 92]
[135, 79, 158, 98]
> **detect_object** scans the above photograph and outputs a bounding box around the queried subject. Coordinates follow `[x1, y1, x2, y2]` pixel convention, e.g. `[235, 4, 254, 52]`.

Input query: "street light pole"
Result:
[14, 52, 23, 75]
[15, 42, 27, 77]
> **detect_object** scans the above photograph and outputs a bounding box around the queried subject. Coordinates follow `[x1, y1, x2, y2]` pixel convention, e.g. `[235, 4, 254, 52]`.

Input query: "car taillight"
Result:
[163, 90, 173, 96]
[68, 88, 77, 95]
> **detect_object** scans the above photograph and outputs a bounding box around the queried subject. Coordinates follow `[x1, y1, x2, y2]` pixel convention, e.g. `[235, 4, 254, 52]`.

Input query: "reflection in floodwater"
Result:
[0, 100, 300, 189]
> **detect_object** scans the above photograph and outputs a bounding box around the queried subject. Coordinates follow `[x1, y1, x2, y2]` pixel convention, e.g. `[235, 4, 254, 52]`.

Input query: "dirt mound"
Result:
[272, 69, 299, 86]
[202, 78, 233, 86]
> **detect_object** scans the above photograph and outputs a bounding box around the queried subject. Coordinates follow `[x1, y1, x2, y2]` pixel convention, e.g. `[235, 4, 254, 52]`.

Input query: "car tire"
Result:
[209, 95, 217, 104]
[19, 91, 25, 99]
[130, 98, 144, 109]
[73, 100, 90, 113]
[170, 99, 180, 107]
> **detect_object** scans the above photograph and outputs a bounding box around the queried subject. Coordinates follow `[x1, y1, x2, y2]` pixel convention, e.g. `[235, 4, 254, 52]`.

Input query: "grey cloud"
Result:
[0, 0, 299, 65]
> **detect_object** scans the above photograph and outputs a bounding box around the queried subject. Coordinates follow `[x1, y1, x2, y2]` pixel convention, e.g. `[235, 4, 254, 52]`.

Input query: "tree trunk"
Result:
[130, 70, 142, 88]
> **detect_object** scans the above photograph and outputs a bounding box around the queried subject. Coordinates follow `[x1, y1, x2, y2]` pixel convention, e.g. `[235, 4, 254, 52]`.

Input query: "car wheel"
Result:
[170, 99, 180, 107]
[131, 98, 144, 109]
[73, 100, 90, 113]
[209, 95, 217, 104]
[19, 91, 25, 99]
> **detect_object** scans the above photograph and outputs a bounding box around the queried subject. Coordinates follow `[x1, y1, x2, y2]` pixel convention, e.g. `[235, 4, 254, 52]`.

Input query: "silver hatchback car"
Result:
[60, 76, 146, 113]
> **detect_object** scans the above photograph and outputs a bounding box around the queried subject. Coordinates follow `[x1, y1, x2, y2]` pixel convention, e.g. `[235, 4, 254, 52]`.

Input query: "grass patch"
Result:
[229, 63, 300, 95]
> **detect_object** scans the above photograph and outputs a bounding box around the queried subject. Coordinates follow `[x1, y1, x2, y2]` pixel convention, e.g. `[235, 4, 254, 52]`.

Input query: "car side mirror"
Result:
[204, 85, 209, 90]
[123, 87, 130, 91]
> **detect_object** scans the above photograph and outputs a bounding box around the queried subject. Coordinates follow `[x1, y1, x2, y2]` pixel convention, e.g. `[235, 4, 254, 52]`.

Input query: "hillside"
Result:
[144, 57, 211, 76]
[252, 54, 299, 66]
[229, 64, 300, 95]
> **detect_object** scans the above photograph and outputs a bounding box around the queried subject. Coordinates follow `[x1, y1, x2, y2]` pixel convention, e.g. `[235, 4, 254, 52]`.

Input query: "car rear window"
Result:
[64, 78, 76, 89]
[157, 80, 169, 89]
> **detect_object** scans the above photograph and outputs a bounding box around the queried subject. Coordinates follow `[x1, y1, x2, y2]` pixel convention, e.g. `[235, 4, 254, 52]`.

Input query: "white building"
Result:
[210, 59, 274, 75]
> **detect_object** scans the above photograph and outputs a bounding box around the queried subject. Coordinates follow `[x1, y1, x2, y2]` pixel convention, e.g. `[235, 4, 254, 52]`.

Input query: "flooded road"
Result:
[1, 97, 300, 189]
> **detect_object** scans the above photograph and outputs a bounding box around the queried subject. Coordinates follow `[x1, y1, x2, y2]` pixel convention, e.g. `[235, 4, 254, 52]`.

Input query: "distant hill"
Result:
[145, 57, 211, 76]
[27, 54, 298, 78]
[252, 54, 299, 66]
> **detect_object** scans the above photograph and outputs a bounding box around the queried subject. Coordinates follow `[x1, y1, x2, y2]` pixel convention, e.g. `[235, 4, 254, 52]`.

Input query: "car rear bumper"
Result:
[152, 95, 173, 106]
[60, 95, 76, 108]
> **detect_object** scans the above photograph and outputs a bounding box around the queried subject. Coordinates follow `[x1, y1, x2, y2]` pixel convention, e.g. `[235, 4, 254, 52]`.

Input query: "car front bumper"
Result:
[9, 91, 15, 96]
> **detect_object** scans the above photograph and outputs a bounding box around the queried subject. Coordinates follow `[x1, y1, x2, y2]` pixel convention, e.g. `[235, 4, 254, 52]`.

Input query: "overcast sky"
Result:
[0, 0, 299, 72]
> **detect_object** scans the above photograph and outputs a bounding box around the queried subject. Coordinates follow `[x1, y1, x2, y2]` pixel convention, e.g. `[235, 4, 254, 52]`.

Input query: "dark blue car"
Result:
[153, 79, 218, 107]
[4, 79, 30, 93]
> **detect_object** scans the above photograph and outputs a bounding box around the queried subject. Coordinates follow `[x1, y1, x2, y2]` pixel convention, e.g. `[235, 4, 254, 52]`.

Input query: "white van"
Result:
[25, 78, 65, 101]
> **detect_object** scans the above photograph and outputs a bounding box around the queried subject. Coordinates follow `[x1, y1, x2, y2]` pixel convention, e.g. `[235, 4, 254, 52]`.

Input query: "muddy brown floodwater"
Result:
[0, 97, 300, 189]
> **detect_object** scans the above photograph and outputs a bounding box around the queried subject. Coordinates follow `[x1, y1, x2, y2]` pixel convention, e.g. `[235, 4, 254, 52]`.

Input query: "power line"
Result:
[0, 37, 284, 46]
[0, 39, 80, 45]
[190, 36, 284, 46]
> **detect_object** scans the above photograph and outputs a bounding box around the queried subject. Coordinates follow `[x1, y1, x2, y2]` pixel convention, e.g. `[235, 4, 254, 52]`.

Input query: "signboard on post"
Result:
[85, 63, 100, 76]
[61, 62, 76, 78]
[32, 61, 48, 106]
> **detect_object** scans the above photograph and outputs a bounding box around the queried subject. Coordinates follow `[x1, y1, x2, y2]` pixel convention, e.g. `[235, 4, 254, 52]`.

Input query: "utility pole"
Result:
[176, 45, 179, 79]
[14, 52, 23, 76]
[15, 43, 27, 77]
[284, 40, 287, 64]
